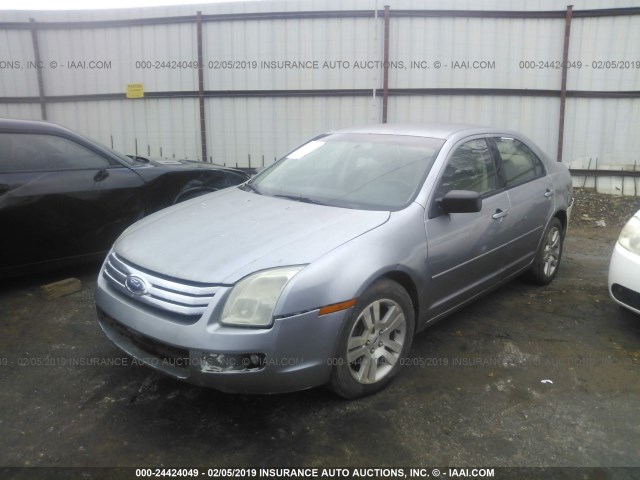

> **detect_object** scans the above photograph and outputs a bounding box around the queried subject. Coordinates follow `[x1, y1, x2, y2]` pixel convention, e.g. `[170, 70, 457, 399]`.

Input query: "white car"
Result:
[609, 210, 640, 314]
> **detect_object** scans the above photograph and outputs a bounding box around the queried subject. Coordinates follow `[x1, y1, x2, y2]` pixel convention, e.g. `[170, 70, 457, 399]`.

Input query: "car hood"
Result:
[114, 188, 390, 284]
[129, 157, 248, 175]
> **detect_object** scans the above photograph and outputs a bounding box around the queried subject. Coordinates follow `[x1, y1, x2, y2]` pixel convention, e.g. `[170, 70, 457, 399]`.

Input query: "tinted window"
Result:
[0, 133, 114, 172]
[494, 137, 545, 187]
[435, 139, 498, 198]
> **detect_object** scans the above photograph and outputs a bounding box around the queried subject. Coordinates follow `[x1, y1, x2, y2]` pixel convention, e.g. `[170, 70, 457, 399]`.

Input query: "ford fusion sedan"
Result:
[95, 124, 573, 398]
[608, 210, 640, 315]
[0, 119, 249, 278]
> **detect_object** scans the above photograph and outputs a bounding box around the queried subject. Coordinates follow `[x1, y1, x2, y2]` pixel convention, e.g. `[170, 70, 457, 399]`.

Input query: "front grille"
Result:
[103, 252, 219, 317]
[611, 283, 640, 311]
[98, 308, 190, 368]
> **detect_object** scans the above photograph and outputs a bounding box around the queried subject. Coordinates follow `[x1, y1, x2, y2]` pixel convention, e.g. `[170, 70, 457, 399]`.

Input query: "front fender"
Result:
[275, 203, 430, 323]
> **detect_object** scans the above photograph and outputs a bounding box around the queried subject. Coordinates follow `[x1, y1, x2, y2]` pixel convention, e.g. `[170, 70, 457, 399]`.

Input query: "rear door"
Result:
[425, 137, 511, 318]
[490, 136, 555, 274]
[0, 132, 145, 271]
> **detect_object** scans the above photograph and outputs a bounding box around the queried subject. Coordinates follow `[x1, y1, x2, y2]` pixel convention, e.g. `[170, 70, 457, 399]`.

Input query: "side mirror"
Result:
[439, 190, 482, 214]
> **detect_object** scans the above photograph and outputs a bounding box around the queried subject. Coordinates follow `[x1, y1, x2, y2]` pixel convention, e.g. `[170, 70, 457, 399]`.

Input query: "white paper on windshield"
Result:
[286, 140, 325, 159]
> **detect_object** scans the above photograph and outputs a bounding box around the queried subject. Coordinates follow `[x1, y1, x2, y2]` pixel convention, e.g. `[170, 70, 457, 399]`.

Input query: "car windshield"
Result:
[86, 137, 137, 166]
[102, 144, 136, 166]
[245, 133, 444, 210]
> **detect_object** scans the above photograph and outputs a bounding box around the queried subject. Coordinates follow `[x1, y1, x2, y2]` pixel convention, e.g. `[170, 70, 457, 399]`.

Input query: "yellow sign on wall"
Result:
[126, 83, 144, 98]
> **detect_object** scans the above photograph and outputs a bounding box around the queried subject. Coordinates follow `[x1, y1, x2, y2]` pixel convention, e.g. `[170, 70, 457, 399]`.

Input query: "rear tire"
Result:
[528, 217, 564, 285]
[329, 279, 415, 399]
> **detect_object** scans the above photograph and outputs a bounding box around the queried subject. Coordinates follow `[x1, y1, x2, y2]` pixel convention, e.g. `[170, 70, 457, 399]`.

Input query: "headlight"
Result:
[220, 266, 304, 327]
[618, 214, 640, 255]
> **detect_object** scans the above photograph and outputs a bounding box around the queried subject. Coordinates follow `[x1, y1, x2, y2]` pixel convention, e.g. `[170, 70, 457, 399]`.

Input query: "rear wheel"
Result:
[329, 279, 414, 399]
[528, 217, 564, 285]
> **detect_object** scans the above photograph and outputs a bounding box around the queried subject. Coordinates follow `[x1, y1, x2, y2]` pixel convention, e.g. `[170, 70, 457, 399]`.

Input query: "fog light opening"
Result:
[200, 352, 266, 373]
[244, 353, 266, 369]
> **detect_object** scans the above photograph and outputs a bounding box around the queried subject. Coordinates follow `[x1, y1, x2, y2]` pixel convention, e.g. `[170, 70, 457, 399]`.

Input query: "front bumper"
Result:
[608, 242, 640, 315]
[95, 272, 349, 394]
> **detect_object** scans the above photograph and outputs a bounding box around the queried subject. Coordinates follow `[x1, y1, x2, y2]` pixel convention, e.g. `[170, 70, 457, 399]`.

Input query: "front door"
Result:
[0, 132, 145, 271]
[425, 137, 511, 319]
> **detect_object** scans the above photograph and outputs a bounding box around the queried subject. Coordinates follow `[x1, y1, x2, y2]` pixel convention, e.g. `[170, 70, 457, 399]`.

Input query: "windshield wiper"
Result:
[273, 194, 323, 205]
[241, 182, 262, 195]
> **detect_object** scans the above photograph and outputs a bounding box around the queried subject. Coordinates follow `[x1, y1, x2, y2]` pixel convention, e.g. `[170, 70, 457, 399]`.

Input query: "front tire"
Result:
[528, 217, 564, 285]
[329, 279, 415, 399]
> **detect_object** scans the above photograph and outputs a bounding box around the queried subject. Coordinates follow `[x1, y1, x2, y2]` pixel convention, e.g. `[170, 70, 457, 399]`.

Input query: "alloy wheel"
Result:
[542, 226, 561, 277]
[346, 298, 407, 384]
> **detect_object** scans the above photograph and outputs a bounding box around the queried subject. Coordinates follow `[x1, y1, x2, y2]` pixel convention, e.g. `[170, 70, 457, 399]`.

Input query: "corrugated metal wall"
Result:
[0, 0, 639, 194]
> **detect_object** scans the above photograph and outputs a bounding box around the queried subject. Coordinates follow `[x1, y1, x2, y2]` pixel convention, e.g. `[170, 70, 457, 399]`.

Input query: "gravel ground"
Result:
[571, 188, 640, 229]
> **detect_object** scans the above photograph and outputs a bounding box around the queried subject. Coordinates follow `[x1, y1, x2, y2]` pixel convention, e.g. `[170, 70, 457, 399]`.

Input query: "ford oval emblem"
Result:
[125, 275, 148, 295]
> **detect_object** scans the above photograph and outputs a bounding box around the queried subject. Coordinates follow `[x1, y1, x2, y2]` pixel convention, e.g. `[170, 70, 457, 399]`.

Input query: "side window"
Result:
[494, 137, 545, 187]
[435, 139, 498, 199]
[0, 133, 114, 172]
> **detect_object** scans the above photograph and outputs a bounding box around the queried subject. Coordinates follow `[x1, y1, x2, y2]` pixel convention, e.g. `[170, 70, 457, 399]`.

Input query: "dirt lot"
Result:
[0, 189, 639, 478]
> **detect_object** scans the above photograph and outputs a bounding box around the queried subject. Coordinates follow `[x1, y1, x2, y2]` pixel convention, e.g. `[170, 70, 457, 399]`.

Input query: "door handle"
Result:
[93, 168, 109, 182]
[492, 208, 509, 220]
[544, 189, 553, 198]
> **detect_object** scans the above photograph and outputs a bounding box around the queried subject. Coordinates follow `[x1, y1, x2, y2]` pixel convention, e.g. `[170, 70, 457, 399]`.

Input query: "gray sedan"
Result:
[95, 124, 573, 398]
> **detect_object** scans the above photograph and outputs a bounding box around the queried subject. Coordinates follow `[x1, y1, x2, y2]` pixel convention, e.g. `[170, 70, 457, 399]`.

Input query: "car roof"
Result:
[0, 118, 72, 133]
[330, 123, 511, 140]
